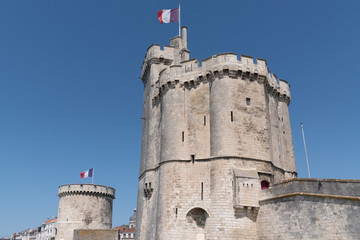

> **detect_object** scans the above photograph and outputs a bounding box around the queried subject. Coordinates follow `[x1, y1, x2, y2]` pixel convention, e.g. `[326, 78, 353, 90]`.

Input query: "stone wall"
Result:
[258, 194, 360, 239]
[257, 179, 360, 239]
[73, 229, 118, 240]
[136, 27, 297, 240]
[56, 184, 115, 240]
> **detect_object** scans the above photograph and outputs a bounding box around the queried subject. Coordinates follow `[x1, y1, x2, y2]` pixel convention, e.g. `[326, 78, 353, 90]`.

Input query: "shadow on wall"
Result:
[186, 208, 209, 228]
[234, 208, 258, 222]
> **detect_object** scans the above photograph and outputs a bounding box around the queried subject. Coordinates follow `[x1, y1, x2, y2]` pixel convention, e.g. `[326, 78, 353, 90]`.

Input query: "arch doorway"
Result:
[186, 208, 209, 240]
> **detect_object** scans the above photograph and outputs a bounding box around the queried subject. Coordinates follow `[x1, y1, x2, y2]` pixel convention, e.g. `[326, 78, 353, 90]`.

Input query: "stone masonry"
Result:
[56, 184, 115, 240]
[135, 27, 360, 239]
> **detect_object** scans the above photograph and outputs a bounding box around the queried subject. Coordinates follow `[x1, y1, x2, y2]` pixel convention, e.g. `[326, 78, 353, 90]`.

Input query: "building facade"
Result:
[36, 218, 56, 240]
[135, 27, 360, 239]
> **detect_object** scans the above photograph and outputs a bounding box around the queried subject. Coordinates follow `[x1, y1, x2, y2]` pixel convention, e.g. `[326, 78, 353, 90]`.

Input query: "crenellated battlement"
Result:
[140, 31, 291, 104]
[149, 52, 291, 106]
[58, 184, 116, 199]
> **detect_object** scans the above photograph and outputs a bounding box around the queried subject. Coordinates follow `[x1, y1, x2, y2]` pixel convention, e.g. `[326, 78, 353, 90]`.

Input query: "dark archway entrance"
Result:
[186, 208, 209, 240]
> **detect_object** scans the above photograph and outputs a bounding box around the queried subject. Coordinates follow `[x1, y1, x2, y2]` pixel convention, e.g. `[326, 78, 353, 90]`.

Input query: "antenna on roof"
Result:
[301, 122, 311, 178]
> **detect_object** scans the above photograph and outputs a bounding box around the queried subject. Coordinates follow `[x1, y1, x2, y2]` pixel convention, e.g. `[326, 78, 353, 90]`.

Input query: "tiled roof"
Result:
[113, 225, 128, 230]
[43, 218, 57, 223]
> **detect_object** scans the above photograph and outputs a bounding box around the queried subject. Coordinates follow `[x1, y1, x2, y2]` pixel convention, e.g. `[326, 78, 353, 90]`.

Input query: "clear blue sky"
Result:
[1, 0, 359, 236]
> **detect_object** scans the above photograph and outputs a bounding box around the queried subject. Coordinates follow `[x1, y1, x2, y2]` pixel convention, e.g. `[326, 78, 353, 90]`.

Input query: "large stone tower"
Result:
[56, 184, 115, 240]
[135, 27, 296, 239]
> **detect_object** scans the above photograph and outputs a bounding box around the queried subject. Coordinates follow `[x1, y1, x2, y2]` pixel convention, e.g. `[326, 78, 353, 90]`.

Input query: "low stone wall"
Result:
[257, 178, 360, 239]
[261, 178, 360, 199]
[73, 229, 118, 240]
[258, 194, 360, 239]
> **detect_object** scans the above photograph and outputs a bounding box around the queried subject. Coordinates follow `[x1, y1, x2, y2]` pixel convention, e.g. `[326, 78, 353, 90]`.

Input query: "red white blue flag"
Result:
[80, 168, 93, 178]
[157, 8, 179, 24]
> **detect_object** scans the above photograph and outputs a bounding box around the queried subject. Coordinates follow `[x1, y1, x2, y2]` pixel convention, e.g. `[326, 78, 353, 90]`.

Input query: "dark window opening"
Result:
[231, 111, 234, 122]
[201, 182, 204, 200]
[182, 131, 184, 142]
[204, 116, 206, 126]
[246, 98, 251, 106]
[176, 208, 178, 218]
[191, 154, 195, 163]
[261, 180, 270, 190]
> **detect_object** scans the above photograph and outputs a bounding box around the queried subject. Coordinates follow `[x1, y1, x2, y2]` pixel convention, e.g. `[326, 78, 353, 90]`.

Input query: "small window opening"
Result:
[182, 131, 184, 142]
[204, 116, 206, 126]
[261, 180, 270, 190]
[231, 111, 234, 122]
[145, 183, 148, 189]
[246, 98, 251, 106]
[176, 208, 178, 218]
[191, 154, 195, 163]
[149, 182, 151, 188]
[201, 182, 204, 200]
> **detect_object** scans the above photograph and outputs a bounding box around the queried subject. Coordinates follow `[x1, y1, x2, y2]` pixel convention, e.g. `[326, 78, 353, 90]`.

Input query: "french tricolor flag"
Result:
[157, 8, 179, 24]
[80, 168, 93, 178]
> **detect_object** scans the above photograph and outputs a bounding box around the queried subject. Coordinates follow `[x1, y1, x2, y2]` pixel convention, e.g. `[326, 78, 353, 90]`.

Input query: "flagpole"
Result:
[301, 123, 311, 178]
[179, 2, 181, 37]
[92, 168, 94, 184]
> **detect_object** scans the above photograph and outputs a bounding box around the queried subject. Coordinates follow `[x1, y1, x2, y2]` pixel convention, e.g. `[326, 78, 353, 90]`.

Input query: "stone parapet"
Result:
[261, 178, 360, 200]
[73, 229, 119, 240]
[58, 184, 116, 199]
[144, 52, 291, 105]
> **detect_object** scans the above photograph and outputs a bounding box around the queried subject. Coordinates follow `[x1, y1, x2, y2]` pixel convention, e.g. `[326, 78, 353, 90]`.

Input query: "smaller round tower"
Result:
[56, 184, 116, 240]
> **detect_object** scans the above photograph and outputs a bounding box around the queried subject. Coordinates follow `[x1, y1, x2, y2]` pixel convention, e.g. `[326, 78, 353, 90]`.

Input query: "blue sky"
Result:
[1, 0, 359, 236]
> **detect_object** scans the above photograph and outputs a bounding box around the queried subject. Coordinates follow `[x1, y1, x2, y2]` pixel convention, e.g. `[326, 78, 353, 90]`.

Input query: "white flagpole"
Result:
[179, 2, 181, 37]
[92, 168, 94, 184]
[301, 123, 311, 178]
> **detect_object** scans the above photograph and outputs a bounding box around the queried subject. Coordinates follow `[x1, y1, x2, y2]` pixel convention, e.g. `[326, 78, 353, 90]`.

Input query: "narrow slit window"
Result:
[191, 154, 195, 163]
[246, 98, 251, 106]
[201, 182, 204, 200]
[176, 208, 178, 218]
[182, 131, 184, 142]
[204, 116, 206, 126]
[231, 111, 234, 122]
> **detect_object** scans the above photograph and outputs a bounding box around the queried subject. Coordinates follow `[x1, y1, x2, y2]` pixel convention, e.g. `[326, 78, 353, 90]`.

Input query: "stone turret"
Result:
[56, 184, 115, 240]
[136, 27, 296, 240]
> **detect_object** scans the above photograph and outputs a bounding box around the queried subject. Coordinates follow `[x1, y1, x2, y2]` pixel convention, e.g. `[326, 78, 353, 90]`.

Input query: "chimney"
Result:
[182, 26, 188, 49]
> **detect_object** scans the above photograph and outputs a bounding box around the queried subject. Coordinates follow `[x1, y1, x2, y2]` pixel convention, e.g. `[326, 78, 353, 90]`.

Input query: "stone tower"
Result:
[56, 184, 115, 240]
[136, 27, 296, 239]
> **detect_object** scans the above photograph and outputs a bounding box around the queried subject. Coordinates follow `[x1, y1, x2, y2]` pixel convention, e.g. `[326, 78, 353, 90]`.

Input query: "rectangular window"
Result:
[182, 131, 184, 142]
[191, 154, 195, 163]
[246, 98, 251, 106]
[201, 182, 204, 200]
[204, 116, 206, 126]
[231, 111, 234, 122]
